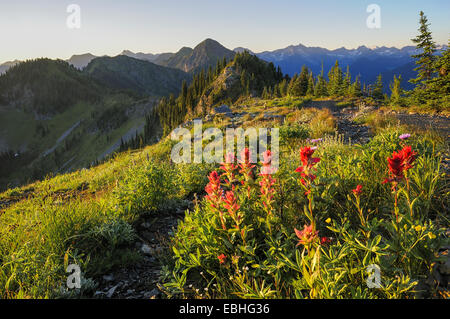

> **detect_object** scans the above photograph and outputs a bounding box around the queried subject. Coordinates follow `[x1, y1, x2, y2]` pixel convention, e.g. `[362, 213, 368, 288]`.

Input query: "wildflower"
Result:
[428, 232, 436, 239]
[205, 171, 226, 229]
[352, 185, 363, 196]
[220, 152, 237, 185]
[388, 150, 406, 180]
[218, 254, 227, 264]
[294, 224, 319, 247]
[400, 146, 417, 170]
[260, 150, 275, 175]
[414, 225, 422, 232]
[325, 218, 331, 224]
[320, 236, 331, 245]
[299, 146, 320, 168]
[310, 138, 323, 144]
[383, 146, 417, 184]
[399, 133, 411, 140]
[223, 189, 240, 224]
[205, 171, 222, 204]
[239, 148, 256, 181]
[259, 150, 277, 215]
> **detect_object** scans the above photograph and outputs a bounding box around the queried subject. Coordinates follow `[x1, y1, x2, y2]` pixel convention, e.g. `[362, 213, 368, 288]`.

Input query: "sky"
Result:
[0, 0, 449, 63]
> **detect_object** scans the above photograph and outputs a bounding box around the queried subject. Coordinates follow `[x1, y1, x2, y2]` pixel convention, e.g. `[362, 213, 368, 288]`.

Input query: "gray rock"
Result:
[106, 285, 119, 298]
[141, 243, 152, 255]
[102, 274, 114, 282]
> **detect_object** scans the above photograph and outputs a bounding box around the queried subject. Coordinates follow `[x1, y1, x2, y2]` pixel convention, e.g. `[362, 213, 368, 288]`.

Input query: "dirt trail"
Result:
[304, 100, 371, 144]
[305, 100, 450, 143]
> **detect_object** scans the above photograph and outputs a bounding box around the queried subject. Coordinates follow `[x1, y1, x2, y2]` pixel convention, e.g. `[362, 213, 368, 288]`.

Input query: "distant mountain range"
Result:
[1, 39, 447, 90]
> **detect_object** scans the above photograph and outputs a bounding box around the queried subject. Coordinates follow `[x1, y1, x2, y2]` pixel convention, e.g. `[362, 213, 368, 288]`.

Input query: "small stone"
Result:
[102, 274, 114, 282]
[106, 285, 119, 298]
[141, 243, 152, 255]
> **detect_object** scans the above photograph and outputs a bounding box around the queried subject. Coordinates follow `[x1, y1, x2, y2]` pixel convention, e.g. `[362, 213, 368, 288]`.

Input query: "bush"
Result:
[113, 161, 178, 217]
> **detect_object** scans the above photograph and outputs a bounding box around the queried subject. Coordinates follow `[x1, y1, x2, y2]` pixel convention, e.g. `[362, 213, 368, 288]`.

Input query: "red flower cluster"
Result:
[259, 150, 277, 214]
[352, 184, 363, 196]
[205, 171, 223, 207]
[239, 148, 256, 181]
[294, 224, 319, 247]
[218, 254, 227, 264]
[205, 171, 227, 230]
[296, 147, 320, 195]
[223, 188, 241, 227]
[220, 153, 237, 186]
[299, 146, 320, 169]
[320, 236, 331, 245]
[383, 146, 417, 184]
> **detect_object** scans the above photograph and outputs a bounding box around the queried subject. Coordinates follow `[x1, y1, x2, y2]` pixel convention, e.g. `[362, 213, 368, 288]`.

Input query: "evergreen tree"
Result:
[278, 79, 288, 97]
[350, 76, 362, 98]
[306, 71, 315, 96]
[298, 66, 309, 96]
[314, 63, 328, 97]
[410, 11, 437, 87]
[343, 66, 351, 96]
[372, 74, 384, 100]
[389, 75, 403, 105]
[287, 74, 299, 96]
[327, 60, 343, 96]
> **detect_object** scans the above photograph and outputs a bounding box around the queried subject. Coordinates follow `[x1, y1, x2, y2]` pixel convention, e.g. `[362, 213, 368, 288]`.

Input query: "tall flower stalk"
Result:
[295, 146, 320, 230]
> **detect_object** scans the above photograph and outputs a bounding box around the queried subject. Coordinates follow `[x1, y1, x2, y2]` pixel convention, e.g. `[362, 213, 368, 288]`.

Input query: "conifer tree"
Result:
[306, 71, 315, 96]
[372, 74, 384, 100]
[343, 65, 351, 96]
[314, 63, 328, 97]
[298, 66, 309, 96]
[410, 11, 437, 87]
[328, 60, 343, 96]
[389, 75, 403, 105]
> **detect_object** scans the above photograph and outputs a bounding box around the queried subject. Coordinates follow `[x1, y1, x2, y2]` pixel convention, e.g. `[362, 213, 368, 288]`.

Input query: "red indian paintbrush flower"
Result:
[399, 146, 417, 170]
[383, 146, 417, 184]
[223, 189, 240, 219]
[320, 236, 331, 245]
[299, 146, 320, 168]
[205, 171, 222, 205]
[352, 185, 363, 196]
[294, 224, 319, 247]
[205, 171, 227, 230]
[218, 254, 227, 264]
[220, 152, 237, 186]
[296, 147, 320, 196]
[239, 148, 256, 181]
[259, 150, 277, 214]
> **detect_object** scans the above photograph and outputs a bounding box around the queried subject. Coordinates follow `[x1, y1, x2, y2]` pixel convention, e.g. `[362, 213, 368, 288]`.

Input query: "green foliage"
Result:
[113, 161, 178, 217]
[163, 129, 447, 299]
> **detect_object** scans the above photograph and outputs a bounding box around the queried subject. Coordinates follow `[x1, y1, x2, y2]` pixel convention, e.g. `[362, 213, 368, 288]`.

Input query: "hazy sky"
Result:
[0, 0, 449, 63]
